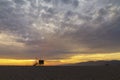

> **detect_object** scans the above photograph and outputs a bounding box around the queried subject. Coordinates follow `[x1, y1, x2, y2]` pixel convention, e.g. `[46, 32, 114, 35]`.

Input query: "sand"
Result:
[0, 66, 120, 80]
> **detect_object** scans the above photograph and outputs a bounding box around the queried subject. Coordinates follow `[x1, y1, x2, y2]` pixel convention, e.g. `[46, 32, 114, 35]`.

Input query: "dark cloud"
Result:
[61, 0, 79, 7]
[72, 0, 79, 8]
[13, 0, 26, 5]
[62, 4, 120, 53]
[61, 0, 71, 4]
[0, 0, 120, 59]
[44, 0, 51, 3]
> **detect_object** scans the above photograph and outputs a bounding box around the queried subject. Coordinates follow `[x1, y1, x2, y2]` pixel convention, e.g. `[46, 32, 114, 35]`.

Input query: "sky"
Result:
[0, 0, 120, 65]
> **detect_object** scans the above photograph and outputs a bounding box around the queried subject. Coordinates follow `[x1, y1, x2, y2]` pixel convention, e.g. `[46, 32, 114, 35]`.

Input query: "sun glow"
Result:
[0, 59, 35, 66]
[0, 58, 63, 66]
[0, 53, 120, 66]
[60, 52, 120, 64]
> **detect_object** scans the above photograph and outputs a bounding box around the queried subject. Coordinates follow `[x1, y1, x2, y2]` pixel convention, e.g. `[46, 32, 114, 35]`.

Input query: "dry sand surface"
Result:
[0, 66, 120, 80]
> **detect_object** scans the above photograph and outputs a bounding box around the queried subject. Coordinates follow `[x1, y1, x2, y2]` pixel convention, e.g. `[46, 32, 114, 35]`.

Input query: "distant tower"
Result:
[33, 59, 44, 66]
[39, 60, 44, 66]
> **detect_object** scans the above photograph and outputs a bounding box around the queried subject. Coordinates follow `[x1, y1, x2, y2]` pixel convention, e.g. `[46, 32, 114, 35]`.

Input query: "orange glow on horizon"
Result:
[60, 52, 120, 64]
[0, 53, 120, 66]
[0, 59, 35, 66]
[0, 59, 64, 66]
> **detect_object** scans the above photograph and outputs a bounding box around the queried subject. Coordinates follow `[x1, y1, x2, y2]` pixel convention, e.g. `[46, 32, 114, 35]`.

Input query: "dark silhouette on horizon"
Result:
[33, 59, 44, 66]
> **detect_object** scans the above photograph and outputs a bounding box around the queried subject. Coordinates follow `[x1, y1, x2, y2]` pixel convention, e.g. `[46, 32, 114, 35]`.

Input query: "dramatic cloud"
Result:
[0, 0, 120, 60]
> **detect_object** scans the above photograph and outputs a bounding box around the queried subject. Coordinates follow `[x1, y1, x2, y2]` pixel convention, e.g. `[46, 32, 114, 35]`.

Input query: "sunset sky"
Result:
[0, 0, 120, 66]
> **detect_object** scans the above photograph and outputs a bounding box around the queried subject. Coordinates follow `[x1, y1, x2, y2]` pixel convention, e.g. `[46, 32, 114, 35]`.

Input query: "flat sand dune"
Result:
[0, 66, 120, 80]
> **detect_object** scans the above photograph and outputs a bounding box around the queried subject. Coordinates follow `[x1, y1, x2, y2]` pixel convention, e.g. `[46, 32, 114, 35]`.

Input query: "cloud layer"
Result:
[0, 0, 120, 59]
